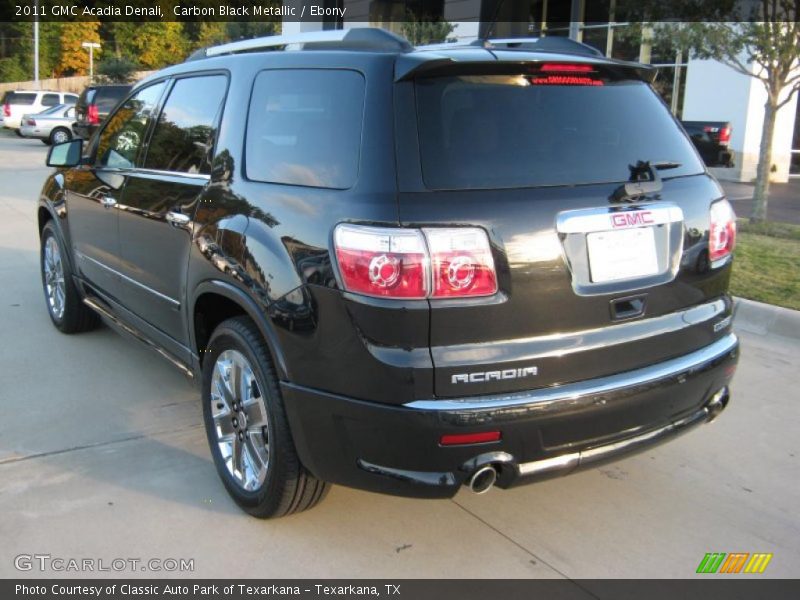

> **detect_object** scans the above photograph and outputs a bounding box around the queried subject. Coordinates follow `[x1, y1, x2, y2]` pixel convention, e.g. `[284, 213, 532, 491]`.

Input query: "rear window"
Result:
[3, 92, 36, 106]
[245, 69, 365, 189]
[415, 75, 704, 190]
[96, 87, 130, 111]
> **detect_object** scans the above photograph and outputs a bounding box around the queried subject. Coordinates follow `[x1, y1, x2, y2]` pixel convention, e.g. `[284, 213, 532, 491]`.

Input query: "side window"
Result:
[41, 93, 60, 107]
[63, 94, 78, 105]
[65, 107, 75, 118]
[144, 75, 227, 175]
[96, 83, 166, 169]
[245, 69, 366, 189]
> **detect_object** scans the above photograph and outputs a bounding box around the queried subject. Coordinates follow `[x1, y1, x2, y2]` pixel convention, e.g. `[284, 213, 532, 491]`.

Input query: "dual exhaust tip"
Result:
[465, 387, 730, 494]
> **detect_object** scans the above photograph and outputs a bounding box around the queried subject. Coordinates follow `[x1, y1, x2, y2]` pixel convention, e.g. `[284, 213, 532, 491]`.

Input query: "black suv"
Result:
[72, 83, 132, 140]
[38, 29, 739, 518]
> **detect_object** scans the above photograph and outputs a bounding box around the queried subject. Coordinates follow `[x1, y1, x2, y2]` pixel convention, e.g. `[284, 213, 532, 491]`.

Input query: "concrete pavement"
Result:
[0, 130, 798, 580]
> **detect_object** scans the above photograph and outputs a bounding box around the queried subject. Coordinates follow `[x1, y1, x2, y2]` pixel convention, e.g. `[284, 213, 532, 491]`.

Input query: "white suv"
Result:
[1, 90, 78, 134]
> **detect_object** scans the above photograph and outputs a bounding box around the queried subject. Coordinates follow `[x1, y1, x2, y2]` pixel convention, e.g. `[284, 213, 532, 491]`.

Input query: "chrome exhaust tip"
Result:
[468, 465, 498, 494]
[706, 387, 730, 423]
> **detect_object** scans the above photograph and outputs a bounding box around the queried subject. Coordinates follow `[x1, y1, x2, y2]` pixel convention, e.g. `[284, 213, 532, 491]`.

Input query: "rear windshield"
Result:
[95, 86, 130, 111]
[415, 75, 704, 190]
[3, 92, 36, 106]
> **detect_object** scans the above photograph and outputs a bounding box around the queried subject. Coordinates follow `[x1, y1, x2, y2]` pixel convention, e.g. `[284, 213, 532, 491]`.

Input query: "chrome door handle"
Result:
[100, 195, 117, 208]
[166, 211, 190, 226]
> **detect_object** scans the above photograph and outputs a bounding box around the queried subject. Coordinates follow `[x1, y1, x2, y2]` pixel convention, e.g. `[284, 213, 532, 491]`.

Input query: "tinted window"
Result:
[246, 70, 365, 189]
[415, 75, 704, 189]
[7, 92, 36, 105]
[42, 93, 60, 107]
[63, 94, 78, 105]
[96, 86, 130, 112]
[96, 83, 165, 169]
[144, 75, 226, 175]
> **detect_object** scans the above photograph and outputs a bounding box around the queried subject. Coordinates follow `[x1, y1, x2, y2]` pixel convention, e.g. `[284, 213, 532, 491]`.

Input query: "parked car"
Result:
[681, 120, 734, 167]
[71, 84, 132, 140]
[1, 90, 77, 135]
[38, 29, 739, 519]
[20, 104, 76, 145]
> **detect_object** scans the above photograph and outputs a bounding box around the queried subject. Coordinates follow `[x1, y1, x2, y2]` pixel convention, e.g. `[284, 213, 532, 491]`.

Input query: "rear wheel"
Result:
[49, 127, 71, 145]
[15, 129, 23, 137]
[40, 221, 98, 333]
[202, 316, 329, 518]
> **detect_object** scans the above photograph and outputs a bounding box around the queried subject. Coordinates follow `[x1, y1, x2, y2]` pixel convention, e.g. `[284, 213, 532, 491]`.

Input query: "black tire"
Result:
[14, 129, 23, 137]
[49, 127, 72, 145]
[40, 221, 99, 333]
[202, 316, 329, 518]
[41, 139, 51, 145]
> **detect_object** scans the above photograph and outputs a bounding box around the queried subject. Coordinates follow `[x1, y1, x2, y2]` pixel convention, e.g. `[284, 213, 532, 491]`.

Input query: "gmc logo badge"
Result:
[611, 211, 654, 228]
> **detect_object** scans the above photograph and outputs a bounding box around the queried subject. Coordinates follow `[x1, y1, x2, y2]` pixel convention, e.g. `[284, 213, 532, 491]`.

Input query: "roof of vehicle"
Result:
[138, 27, 655, 89]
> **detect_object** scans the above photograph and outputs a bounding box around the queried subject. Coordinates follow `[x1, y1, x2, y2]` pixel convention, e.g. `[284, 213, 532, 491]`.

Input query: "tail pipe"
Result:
[467, 465, 498, 494]
[705, 386, 730, 423]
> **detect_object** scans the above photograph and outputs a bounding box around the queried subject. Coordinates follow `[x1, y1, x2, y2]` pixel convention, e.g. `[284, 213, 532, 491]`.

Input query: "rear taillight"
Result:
[26, 118, 35, 126]
[709, 199, 736, 264]
[87, 103, 100, 125]
[333, 224, 498, 299]
[718, 125, 731, 145]
[2, 103, 9, 117]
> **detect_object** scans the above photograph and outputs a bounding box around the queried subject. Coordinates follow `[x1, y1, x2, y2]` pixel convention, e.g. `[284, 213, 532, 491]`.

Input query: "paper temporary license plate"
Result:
[587, 227, 659, 283]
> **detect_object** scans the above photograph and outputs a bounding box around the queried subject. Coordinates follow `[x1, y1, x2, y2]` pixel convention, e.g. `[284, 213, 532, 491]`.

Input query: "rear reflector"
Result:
[440, 431, 501, 446]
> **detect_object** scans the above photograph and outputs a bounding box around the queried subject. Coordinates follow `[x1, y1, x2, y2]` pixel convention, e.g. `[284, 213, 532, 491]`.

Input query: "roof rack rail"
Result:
[416, 36, 602, 57]
[188, 28, 412, 61]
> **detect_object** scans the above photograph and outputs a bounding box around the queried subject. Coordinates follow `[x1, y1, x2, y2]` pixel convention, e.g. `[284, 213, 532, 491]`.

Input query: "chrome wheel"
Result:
[43, 235, 65, 320]
[210, 349, 270, 491]
[52, 129, 70, 144]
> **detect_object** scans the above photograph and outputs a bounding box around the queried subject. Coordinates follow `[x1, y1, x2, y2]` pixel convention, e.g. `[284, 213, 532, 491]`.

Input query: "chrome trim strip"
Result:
[83, 297, 193, 379]
[129, 168, 210, 182]
[77, 253, 180, 308]
[405, 333, 737, 412]
[431, 298, 726, 366]
[517, 401, 713, 478]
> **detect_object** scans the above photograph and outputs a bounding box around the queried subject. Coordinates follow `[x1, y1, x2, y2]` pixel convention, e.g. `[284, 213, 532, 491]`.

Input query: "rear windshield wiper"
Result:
[610, 160, 681, 202]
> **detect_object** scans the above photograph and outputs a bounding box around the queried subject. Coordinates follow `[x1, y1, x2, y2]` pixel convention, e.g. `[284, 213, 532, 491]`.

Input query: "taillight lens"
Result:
[333, 225, 428, 298]
[333, 224, 497, 299]
[425, 228, 497, 298]
[3, 103, 9, 117]
[87, 103, 100, 125]
[718, 125, 731, 145]
[709, 199, 736, 264]
[26, 118, 35, 126]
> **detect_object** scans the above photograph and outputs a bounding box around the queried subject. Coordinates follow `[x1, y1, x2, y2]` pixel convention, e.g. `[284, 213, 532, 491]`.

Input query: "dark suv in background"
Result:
[38, 29, 739, 519]
[71, 83, 131, 140]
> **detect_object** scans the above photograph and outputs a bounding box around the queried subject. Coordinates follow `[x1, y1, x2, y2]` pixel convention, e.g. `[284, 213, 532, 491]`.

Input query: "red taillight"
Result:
[333, 224, 497, 299]
[709, 199, 736, 264]
[3, 103, 9, 117]
[425, 228, 497, 298]
[87, 103, 100, 125]
[718, 125, 731, 145]
[26, 118, 35, 126]
[440, 431, 501, 446]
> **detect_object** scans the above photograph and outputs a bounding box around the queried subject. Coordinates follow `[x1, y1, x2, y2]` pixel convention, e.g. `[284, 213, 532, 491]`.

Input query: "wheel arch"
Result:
[191, 280, 290, 381]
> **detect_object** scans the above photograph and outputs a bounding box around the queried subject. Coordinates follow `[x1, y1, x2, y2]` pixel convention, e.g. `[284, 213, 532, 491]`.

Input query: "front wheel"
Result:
[40, 221, 98, 333]
[202, 316, 329, 518]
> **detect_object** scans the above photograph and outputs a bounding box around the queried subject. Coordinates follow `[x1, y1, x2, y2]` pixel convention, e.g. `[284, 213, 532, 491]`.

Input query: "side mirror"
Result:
[47, 139, 83, 168]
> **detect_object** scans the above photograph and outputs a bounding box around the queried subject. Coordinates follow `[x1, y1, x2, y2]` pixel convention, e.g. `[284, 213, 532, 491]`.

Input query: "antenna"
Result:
[482, 0, 508, 45]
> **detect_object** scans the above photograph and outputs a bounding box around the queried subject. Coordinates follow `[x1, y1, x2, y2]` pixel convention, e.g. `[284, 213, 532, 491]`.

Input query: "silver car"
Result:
[19, 104, 76, 145]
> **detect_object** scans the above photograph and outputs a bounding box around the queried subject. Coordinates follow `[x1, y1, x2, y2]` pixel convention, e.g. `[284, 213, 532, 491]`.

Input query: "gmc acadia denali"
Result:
[37, 29, 739, 518]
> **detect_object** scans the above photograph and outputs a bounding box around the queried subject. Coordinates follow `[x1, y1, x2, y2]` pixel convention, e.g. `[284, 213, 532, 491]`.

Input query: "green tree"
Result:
[400, 12, 455, 45]
[96, 56, 138, 83]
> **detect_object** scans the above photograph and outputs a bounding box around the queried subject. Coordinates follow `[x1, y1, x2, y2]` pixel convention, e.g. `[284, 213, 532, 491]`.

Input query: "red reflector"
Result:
[440, 431, 501, 446]
[540, 63, 595, 73]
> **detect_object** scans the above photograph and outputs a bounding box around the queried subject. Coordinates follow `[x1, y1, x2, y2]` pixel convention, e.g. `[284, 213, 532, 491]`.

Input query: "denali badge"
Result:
[452, 366, 538, 384]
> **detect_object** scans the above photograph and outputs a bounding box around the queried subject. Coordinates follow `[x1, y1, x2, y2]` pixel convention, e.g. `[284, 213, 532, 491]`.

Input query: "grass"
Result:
[731, 219, 800, 310]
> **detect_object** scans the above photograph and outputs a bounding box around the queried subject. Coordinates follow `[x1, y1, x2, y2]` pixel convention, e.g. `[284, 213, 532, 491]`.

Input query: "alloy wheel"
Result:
[43, 236, 65, 320]
[52, 130, 70, 144]
[210, 349, 270, 491]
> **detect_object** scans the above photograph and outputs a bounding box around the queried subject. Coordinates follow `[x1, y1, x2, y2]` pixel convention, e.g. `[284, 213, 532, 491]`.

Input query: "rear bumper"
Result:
[282, 333, 739, 498]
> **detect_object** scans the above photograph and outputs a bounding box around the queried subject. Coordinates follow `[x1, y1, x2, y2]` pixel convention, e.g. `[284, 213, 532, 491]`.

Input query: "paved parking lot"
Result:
[0, 129, 798, 581]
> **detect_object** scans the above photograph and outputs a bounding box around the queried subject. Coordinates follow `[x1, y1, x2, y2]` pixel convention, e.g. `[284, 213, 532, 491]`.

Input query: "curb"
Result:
[734, 297, 800, 340]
